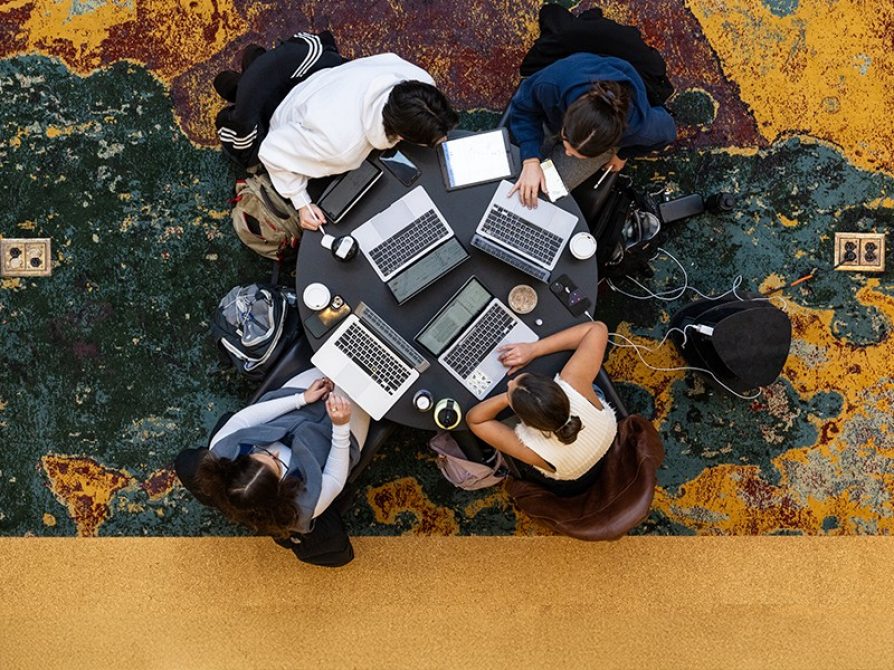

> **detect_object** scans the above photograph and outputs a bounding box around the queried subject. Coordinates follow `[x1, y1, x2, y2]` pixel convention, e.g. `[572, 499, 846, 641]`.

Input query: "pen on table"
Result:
[592, 166, 613, 191]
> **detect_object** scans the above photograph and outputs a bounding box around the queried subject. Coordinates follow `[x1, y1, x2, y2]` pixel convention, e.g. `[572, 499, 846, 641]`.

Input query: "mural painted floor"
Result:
[1, 1, 892, 538]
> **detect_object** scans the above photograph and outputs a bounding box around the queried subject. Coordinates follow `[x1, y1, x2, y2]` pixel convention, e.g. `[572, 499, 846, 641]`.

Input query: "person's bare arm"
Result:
[466, 393, 552, 469]
[498, 322, 606, 374]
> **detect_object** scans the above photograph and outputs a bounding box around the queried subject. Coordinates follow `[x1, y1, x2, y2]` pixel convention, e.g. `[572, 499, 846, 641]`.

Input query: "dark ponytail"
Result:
[512, 374, 584, 444]
[552, 415, 583, 445]
[194, 452, 304, 539]
[561, 81, 630, 158]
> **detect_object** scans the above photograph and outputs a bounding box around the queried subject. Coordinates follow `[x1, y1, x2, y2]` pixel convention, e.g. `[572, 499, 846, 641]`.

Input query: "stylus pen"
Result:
[592, 167, 613, 191]
[306, 204, 324, 228]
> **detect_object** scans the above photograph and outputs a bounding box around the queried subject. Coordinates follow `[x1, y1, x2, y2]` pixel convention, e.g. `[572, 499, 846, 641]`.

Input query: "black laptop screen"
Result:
[416, 278, 492, 356]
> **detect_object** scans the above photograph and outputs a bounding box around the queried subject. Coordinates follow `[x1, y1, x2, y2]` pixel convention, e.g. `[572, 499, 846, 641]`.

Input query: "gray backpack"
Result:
[428, 432, 507, 490]
[231, 171, 303, 260]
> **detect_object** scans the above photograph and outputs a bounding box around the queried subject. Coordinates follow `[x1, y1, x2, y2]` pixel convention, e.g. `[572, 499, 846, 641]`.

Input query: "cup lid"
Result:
[302, 283, 331, 309]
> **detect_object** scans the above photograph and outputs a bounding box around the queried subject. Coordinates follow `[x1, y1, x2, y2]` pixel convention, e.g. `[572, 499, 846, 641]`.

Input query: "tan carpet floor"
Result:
[2, 537, 894, 669]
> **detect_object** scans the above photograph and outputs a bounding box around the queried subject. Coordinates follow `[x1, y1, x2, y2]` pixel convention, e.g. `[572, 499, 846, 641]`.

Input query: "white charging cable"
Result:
[607, 330, 763, 401]
[581, 314, 763, 401]
[604, 247, 787, 311]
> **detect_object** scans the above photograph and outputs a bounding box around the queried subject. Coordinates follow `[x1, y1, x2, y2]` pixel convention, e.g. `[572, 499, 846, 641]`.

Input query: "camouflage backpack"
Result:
[231, 171, 303, 260]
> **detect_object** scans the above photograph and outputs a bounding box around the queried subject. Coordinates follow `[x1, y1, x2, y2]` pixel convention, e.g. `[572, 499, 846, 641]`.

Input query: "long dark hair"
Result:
[194, 453, 304, 539]
[512, 374, 583, 445]
[561, 81, 630, 158]
[382, 81, 459, 146]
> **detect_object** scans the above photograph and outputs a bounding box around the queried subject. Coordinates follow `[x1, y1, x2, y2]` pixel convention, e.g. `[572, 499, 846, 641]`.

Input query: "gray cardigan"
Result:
[210, 386, 360, 532]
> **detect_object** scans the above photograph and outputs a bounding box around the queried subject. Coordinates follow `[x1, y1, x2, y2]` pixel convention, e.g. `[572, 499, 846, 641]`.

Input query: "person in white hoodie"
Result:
[259, 53, 458, 230]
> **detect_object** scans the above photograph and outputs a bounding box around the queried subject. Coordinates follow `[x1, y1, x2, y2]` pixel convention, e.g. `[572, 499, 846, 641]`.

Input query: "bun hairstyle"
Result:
[382, 81, 459, 147]
[512, 374, 584, 445]
[561, 81, 630, 158]
[194, 452, 303, 539]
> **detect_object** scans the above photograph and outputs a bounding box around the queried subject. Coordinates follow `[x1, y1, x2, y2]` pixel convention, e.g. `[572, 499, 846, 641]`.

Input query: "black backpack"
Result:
[210, 283, 300, 381]
[572, 173, 663, 279]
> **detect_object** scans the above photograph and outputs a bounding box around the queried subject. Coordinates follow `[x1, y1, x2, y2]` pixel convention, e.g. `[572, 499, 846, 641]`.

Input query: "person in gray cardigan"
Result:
[176, 373, 366, 540]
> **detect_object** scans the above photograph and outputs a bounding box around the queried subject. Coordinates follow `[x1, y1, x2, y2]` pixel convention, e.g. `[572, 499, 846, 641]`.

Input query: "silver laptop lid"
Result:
[353, 186, 453, 282]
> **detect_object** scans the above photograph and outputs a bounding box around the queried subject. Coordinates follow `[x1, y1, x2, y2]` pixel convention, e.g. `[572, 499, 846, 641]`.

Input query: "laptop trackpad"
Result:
[373, 201, 413, 237]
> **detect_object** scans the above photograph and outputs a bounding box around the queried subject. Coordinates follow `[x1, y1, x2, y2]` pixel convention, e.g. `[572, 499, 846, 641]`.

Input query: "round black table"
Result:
[297, 137, 597, 430]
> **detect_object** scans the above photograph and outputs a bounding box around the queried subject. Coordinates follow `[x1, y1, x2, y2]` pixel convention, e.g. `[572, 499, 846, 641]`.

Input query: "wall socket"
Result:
[834, 232, 885, 272]
[1, 238, 53, 277]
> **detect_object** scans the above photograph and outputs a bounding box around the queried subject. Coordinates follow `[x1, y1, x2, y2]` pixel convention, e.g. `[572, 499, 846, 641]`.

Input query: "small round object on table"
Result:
[303, 283, 331, 310]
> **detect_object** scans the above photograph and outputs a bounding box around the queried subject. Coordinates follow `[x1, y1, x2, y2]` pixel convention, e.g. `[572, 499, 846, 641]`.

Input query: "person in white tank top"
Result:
[467, 321, 616, 485]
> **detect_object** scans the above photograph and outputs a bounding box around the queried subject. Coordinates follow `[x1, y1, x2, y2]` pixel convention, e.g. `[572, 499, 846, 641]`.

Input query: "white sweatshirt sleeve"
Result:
[209, 393, 306, 450]
[258, 125, 323, 210]
[311, 422, 352, 518]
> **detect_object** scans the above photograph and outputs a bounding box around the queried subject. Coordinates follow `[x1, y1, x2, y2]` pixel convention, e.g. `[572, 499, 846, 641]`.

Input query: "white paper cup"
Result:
[302, 283, 331, 310]
[570, 232, 597, 260]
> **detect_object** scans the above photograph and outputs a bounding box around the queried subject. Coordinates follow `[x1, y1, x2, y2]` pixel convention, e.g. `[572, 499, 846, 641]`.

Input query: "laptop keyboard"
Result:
[369, 209, 448, 277]
[334, 322, 412, 394]
[481, 204, 563, 265]
[470, 234, 552, 283]
[443, 303, 515, 380]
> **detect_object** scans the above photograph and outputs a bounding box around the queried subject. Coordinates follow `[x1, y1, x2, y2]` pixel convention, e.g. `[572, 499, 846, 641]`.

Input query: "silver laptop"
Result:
[416, 277, 538, 400]
[353, 186, 453, 282]
[311, 315, 419, 421]
[475, 180, 578, 272]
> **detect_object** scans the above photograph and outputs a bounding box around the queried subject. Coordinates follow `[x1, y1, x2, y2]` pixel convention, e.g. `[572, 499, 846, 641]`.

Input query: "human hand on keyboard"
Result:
[508, 159, 546, 209]
[498, 342, 536, 375]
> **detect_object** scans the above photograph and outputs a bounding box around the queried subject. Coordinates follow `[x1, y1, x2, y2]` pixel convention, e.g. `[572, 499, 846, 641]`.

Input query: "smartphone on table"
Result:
[379, 149, 421, 187]
[303, 296, 351, 339]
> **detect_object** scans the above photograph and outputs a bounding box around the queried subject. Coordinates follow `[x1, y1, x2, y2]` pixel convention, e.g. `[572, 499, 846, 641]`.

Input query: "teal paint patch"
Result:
[808, 391, 844, 419]
[822, 515, 839, 530]
[458, 110, 502, 132]
[0, 56, 268, 535]
[70, 0, 132, 17]
[612, 138, 894, 346]
[763, 0, 799, 17]
[669, 89, 717, 127]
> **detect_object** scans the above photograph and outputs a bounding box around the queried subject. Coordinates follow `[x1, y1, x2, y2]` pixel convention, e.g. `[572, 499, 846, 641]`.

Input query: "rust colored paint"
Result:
[367, 477, 460, 535]
[40, 455, 134, 537]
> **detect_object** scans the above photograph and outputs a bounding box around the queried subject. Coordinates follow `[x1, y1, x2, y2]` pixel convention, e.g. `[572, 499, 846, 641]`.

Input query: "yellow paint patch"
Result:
[687, 0, 894, 172]
[42, 513, 56, 527]
[40, 455, 134, 536]
[1, 279, 22, 290]
[463, 489, 509, 518]
[605, 322, 688, 428]
[366, 477, 459, 535]
[778, 214, 799, 228]
[655, 286, 894, 533]
[19, 0, 246, 79]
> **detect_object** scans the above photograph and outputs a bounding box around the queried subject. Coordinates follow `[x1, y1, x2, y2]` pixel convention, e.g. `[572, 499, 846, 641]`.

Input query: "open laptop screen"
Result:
[416, 278, 492, 356]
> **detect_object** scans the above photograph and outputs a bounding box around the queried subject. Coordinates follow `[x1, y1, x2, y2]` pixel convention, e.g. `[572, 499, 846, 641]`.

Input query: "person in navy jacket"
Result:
[507, 53, 676, 207]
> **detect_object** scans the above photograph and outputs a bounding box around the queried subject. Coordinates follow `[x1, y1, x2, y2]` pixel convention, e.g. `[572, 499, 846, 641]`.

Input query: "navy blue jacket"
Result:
[508, 53, 676, 162]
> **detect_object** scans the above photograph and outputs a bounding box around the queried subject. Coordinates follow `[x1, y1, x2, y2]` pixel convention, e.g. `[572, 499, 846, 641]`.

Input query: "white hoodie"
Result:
[259, 53, 436, 210]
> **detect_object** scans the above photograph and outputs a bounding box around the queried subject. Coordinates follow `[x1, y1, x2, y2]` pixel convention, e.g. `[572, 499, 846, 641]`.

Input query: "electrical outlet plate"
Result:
[1, 238, 52, 277]
[834, 232, 885, 272]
